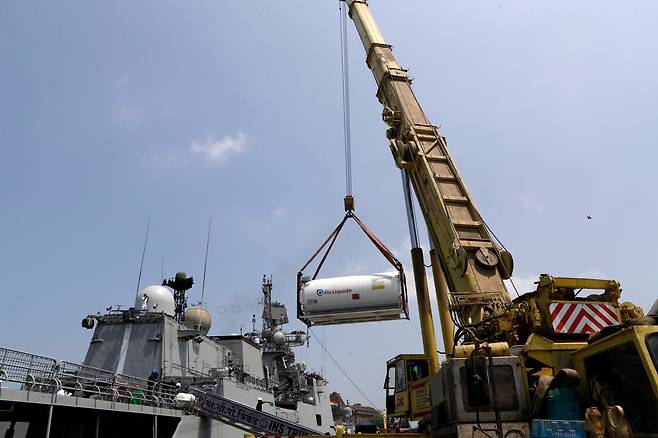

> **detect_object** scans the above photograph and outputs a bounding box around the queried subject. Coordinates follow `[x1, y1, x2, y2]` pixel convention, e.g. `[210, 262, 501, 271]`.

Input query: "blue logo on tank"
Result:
[316, 289, 324, 296]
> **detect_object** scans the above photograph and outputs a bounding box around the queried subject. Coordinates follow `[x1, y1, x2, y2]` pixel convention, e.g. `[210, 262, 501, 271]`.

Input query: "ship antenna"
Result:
[135, 219, 151, 295]
[200, 215, 212, 305]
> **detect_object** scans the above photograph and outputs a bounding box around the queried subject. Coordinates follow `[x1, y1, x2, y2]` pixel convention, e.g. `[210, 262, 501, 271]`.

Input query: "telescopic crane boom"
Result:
[346, 0, 514, 344]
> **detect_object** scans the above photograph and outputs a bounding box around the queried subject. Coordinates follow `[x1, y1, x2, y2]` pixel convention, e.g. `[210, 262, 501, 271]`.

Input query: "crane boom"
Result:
[346, 0, 513, 331]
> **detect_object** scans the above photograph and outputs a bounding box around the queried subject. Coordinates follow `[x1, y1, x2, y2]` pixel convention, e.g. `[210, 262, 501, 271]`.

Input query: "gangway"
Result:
[191, 389, 323, 436]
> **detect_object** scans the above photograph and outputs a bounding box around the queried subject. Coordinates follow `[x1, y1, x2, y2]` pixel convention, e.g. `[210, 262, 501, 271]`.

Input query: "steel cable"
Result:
[309, 328, 379, 409]
[339, 0, 353, 197]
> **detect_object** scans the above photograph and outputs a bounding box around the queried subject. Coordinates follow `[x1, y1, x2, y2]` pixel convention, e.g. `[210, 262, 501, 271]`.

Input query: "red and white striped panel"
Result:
[549, 302, 620, 334]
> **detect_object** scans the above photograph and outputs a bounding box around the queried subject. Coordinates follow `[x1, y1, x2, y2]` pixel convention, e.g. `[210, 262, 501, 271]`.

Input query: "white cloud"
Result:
[577, 269, 608, 279]
[519, 195, 545, 213]
[190, 132, 247, 162]
[341, 260, 371, 275]
[110, 74, 141, 125]
[113, 74, 131, 95]
[111, 103, 140, 124]
[504, 273, 539, 296]
[150, 132, 248, 168]
[271, 207, 287, 217]
[149, 150, 188, 168]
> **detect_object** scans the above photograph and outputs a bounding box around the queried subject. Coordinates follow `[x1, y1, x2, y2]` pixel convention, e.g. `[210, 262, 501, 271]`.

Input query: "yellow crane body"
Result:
[341, 0, 658, 436]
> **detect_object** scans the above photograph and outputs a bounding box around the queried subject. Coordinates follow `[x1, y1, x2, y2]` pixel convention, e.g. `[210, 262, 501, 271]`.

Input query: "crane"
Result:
[341, 1, 658, 436]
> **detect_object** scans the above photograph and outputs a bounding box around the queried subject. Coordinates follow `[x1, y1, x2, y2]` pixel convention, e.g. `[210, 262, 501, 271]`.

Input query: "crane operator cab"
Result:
[384, 354, 432, 429]
[572, 307, 658, 436]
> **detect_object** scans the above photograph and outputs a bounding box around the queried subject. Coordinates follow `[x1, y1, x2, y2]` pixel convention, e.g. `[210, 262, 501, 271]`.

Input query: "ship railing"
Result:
[57, 361, 117, 400]
[168, 361, 274, 393]
[167, 361, 214, 377]
[114, 373, 178, 407]
[0, 347, 58, 392]
[0, 348, 180, 409]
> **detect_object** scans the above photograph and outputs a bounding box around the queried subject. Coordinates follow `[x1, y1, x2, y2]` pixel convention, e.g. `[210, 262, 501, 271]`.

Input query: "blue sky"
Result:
[1, 1, 657, 408]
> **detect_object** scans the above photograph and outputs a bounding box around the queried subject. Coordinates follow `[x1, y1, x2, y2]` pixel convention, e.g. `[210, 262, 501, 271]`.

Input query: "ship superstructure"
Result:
[244, 276, 327, 412]
[0, 273, 333, 437]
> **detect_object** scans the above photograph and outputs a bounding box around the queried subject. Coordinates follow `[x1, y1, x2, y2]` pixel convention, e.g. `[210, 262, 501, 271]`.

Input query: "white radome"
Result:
[135, 285, 176, 316]
[272, 331, 286, 345]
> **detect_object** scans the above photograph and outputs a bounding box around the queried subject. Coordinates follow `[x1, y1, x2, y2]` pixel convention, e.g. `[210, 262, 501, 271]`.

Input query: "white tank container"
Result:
[300, 272, 405, 325]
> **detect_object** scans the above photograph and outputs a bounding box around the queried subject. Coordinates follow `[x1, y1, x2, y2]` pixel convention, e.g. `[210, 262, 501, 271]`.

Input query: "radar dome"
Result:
[184, 306, 212, 335]
[136, 285, 175, 316]
[273, 331, 286, 345]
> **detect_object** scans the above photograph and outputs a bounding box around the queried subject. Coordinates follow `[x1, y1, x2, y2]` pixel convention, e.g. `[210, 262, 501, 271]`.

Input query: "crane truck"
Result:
[342, 1, 658, 437]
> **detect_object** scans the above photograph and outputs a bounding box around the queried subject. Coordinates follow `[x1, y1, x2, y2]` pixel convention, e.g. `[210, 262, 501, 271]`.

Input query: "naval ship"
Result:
[0, 273, 334, 437]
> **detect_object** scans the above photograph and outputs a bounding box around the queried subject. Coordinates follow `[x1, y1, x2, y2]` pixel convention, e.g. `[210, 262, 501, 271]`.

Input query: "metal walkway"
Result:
[192, 389, 323, 436]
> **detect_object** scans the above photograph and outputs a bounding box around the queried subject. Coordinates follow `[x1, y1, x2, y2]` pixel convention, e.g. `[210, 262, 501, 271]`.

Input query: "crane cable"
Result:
[339, 0, 353, 201]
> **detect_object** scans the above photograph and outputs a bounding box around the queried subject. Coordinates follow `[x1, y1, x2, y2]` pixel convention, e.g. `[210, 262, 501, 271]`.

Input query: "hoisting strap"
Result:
[296, 210, 410, 325]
